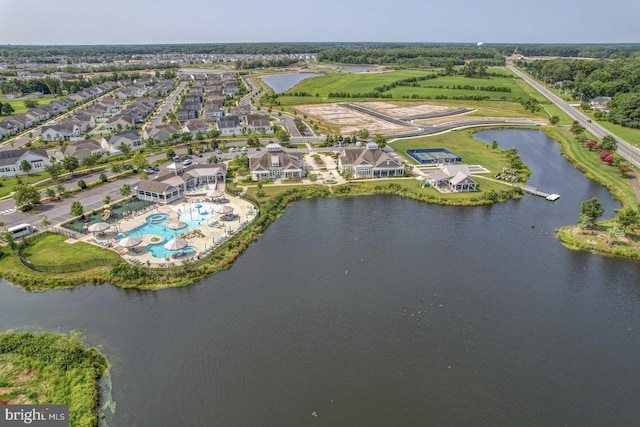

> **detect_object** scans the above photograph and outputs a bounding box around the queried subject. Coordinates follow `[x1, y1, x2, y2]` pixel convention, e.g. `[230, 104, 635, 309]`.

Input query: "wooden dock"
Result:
[522, 186, 560, 201]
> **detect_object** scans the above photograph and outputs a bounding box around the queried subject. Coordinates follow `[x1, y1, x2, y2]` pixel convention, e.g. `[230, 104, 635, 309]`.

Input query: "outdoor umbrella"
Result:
[88, 222, 110, 233]
[118, 236, 142, 248]
[207, 190, 225, 199]
[164, 238, 188, 251]
[214, 205, 234, 215]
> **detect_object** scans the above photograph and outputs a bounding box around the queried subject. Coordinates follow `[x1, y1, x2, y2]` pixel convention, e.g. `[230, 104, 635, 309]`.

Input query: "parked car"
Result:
[151, 166, 160, 172]
[215, 149, 222, 154]
[181, 155, 191, 161]
[183, 159, 192, 165]
[173, 156, 181, 162]
[195, 151, 203, 157]
[255, 147, 261, 151]
[145, 168, 156, 174]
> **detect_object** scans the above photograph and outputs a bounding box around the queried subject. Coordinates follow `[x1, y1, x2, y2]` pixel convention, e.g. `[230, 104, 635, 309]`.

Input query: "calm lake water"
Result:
[2, 130, 640, 426]
[261, 73, 321, 93]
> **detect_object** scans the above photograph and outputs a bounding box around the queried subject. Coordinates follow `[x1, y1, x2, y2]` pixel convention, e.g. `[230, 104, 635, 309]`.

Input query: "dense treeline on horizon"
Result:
[496, 44, 640, 59]
[522, 57, 640, 128]
[316, 46, 505, 67]
[2, 43, 640, 63]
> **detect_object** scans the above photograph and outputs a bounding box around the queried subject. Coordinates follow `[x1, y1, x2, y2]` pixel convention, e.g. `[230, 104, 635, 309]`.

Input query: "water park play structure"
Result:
[102, 207, 115, 220]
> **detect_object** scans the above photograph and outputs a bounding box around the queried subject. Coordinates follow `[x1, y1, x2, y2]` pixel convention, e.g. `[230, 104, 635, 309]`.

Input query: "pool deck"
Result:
[78, 191, 257, 267]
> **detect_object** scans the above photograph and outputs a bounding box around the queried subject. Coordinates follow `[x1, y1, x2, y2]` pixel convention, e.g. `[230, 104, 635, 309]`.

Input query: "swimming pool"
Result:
[146, 244, 196, 259]
[119, 210, 213, 258]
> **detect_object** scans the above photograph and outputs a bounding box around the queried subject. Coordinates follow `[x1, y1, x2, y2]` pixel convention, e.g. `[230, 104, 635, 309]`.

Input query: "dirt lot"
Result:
[295, 103, 414, 135]
[356, 102, 449, 117]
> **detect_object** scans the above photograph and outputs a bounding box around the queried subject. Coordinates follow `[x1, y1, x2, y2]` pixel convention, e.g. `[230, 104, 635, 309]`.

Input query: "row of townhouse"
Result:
[0, 128, 145, 177]
[0, 81, 119, 140]
[176, 73, 239, 122]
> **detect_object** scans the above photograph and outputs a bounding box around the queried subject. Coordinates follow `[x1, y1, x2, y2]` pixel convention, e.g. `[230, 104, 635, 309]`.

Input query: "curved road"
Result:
[506, 62, 640, 168]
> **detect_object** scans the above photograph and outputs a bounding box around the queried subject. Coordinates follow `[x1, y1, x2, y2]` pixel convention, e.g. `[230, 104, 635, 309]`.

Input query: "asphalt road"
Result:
[0, 174, 141, 230]
[506, 62, 640, 168]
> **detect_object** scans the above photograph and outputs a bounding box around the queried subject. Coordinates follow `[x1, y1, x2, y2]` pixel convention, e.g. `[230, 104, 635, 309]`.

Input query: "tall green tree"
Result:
[70, 200, 84, 217]
[578, 197, 604, 228]
[13, 184, 41, 209]
[600, 135, 617, 152]
[614, 206, 639, 234]
[45, 163, 63, 180]
[23, 99, 39, 109]
[120, 183, 132, 199]
[0, 102, 15, 116]
[19, 159, 32, 175]
[570, 121, 585, 137]
[62, 156, 79, 176]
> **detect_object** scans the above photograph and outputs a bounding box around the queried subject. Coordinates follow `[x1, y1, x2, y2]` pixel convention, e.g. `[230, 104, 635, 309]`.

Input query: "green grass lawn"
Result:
[285, 70, 427, 97]
[591, 119, 640, 148]
[0, 173, 49, 198]
[390, 129, 513, 175]
[546, 127, 638, 207]
[19, 233, 121, 265]
[1, 96, 67, 115]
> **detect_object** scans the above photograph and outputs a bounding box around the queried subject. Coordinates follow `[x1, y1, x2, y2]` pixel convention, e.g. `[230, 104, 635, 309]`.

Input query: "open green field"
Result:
[0, 96, 67, 115]
[283, 68, 528, 101]
[285, 70, 427, 97]
[385, 74, 529, 101]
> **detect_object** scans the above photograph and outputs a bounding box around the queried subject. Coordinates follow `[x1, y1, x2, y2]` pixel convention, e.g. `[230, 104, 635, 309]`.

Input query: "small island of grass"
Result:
[0, 331, 109, 427]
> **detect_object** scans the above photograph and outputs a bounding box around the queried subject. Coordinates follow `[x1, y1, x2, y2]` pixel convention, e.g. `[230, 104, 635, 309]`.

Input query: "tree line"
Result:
[521, 57, 640, 129]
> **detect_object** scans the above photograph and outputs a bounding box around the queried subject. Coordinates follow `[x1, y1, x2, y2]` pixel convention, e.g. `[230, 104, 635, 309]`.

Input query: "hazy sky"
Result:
[1, 0, 637, 45]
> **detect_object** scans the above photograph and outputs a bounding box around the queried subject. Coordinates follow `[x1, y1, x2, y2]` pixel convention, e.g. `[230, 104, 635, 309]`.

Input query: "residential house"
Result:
[183, 119, 210, 138]
[104, 114, 136, 132]
[216, 115, 242, 136]
[25, 108, 51, 124]
[73, 112, 97, 128]
[142, 123, 181, 142]
[177, 109, 198, 122]
[8, 114, 33, 129]
[0, 120, 20, 138]
[60, 117, 89, 134]
[0, 149, 52, 177]
[52, 139, 103, 161]
[590, 96, 612, 112]
[96, 97, 122, 114]
[229, 106, 251, 122]
[202, 106, 225, 122]
[338, 143, 405, 178]
[249, 143, 305, 181]
[100, 130, 144, 154]
[246, 114, 273, 134]
[41, 123, 79, 141]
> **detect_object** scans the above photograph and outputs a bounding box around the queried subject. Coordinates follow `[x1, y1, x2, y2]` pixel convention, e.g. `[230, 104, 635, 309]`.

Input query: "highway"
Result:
[506, 62, 640, 168]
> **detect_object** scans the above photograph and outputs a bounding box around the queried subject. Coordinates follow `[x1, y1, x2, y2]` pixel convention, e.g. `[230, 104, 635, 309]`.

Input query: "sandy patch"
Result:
[357, 102, 449, 118]
[295, 103, 413, 134]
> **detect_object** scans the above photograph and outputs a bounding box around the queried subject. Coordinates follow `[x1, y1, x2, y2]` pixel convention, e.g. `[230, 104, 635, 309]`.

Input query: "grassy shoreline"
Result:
[1, 123, 639, 291]
[0, 331, 108, 427]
